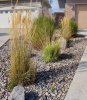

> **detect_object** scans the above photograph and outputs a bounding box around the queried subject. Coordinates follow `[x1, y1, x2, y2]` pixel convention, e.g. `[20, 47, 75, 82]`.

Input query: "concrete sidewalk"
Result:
[0, 28, 9, 47]
[65, 46, 87, 100]
[78, 30, 87, 36]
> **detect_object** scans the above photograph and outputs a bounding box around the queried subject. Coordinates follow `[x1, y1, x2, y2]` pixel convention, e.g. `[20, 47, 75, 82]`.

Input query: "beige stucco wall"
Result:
[65, 3, 75, 20]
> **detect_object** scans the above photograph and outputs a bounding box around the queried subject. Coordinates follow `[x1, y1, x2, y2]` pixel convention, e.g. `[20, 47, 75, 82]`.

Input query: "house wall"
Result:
[58, 0, 66, 8]
[65, 3, 75, 20]
[0, 6, 41, 28]
[42, 7, 51, 16]
[65, 0, 87, 20]
[66, 0, 87, 3]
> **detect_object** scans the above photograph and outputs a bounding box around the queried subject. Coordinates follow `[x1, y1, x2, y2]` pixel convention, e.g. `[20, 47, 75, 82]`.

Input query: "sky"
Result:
[49, 0, 59, 13]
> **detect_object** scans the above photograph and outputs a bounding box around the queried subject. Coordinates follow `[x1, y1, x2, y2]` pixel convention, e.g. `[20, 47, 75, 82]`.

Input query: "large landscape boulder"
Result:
[8, 85, 25, 100]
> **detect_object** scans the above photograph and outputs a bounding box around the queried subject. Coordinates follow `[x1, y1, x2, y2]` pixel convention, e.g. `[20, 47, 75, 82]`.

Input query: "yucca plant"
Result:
[9, 10, 36, 89]
[30, 16, 55, 50]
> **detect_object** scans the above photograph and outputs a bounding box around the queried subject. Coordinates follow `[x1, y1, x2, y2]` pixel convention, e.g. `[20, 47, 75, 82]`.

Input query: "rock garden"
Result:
[0, 10, 87, 100]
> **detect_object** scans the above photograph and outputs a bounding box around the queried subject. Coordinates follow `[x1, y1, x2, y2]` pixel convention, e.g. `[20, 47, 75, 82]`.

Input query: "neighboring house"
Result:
[0, 0, 51, 28]
[58, 0, 66, 12]
[0, 0, 51, 16]
[65, 0, 87, 29]
[51, 0, 65, 25]
[54, 0, 87, 29]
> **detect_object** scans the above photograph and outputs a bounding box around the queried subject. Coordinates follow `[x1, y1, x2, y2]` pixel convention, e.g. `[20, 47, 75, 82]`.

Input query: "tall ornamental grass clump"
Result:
[60, 17, 72, 49]
[60, 16, 72, 41]
[70, 20, 78, 36]
[9, 10, 36, 89]
[30, 16, 55, 50]
[42, 42, 60, 62]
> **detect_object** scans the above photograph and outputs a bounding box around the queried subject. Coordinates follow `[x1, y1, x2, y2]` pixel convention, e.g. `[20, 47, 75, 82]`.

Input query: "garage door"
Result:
[76, 5, 87, 29]
[0, 6, 39, 28]
[0, 12, 11, 28]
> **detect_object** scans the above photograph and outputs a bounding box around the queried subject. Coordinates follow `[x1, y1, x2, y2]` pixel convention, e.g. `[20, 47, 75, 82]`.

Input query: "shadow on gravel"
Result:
[0, 33, 9, 36]
[59, 53, 73, 61]
[73, 34, 85, 38]
[25, 91, 39, 100]
[36, 62, 78, 83]
[31, 53, 37, 57]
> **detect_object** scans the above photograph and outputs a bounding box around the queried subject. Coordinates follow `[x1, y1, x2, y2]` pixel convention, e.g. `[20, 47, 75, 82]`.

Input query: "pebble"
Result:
[1, 37, 87, 100]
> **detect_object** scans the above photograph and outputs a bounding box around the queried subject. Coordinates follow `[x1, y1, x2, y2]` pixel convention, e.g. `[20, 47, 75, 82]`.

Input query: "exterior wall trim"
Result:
[66, 3, 87, 5]
[65, 3, 87, 19]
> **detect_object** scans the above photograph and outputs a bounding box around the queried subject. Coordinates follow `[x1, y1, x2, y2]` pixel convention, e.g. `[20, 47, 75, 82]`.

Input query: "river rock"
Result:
[8, 85, 25, 100]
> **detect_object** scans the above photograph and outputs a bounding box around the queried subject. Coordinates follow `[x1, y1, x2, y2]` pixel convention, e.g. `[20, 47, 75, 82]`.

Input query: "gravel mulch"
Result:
[0, 36, 87, 100]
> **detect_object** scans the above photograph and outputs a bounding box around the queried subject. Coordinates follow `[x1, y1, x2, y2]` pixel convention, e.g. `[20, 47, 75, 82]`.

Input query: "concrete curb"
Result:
[64, 46, 87, 100]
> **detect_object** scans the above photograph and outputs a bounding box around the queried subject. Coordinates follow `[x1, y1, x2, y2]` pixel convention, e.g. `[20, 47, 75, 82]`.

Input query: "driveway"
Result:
[0, 5, 39, 47]
[0, 28, 9, 47]
[78, 30, 87, 36]
[0, 6, 39, 28]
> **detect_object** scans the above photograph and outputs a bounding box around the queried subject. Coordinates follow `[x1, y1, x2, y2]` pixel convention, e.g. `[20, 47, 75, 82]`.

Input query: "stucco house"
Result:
[0, 0, 51, 15]
[65, 0, 87, 30]
[51, 0, 65, 25]
[0, 0, 51, 28]
[53, 0, 87, 30]
[57, 0, 87, 29]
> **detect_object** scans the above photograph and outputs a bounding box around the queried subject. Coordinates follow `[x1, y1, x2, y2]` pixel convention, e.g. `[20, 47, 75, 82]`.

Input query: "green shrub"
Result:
[70, 20, 78, 35]
[30, 16, 55, 50]
[9, 11, 36, 89]
[42, 42, 60, 62]
[60, 17, 72, 41]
